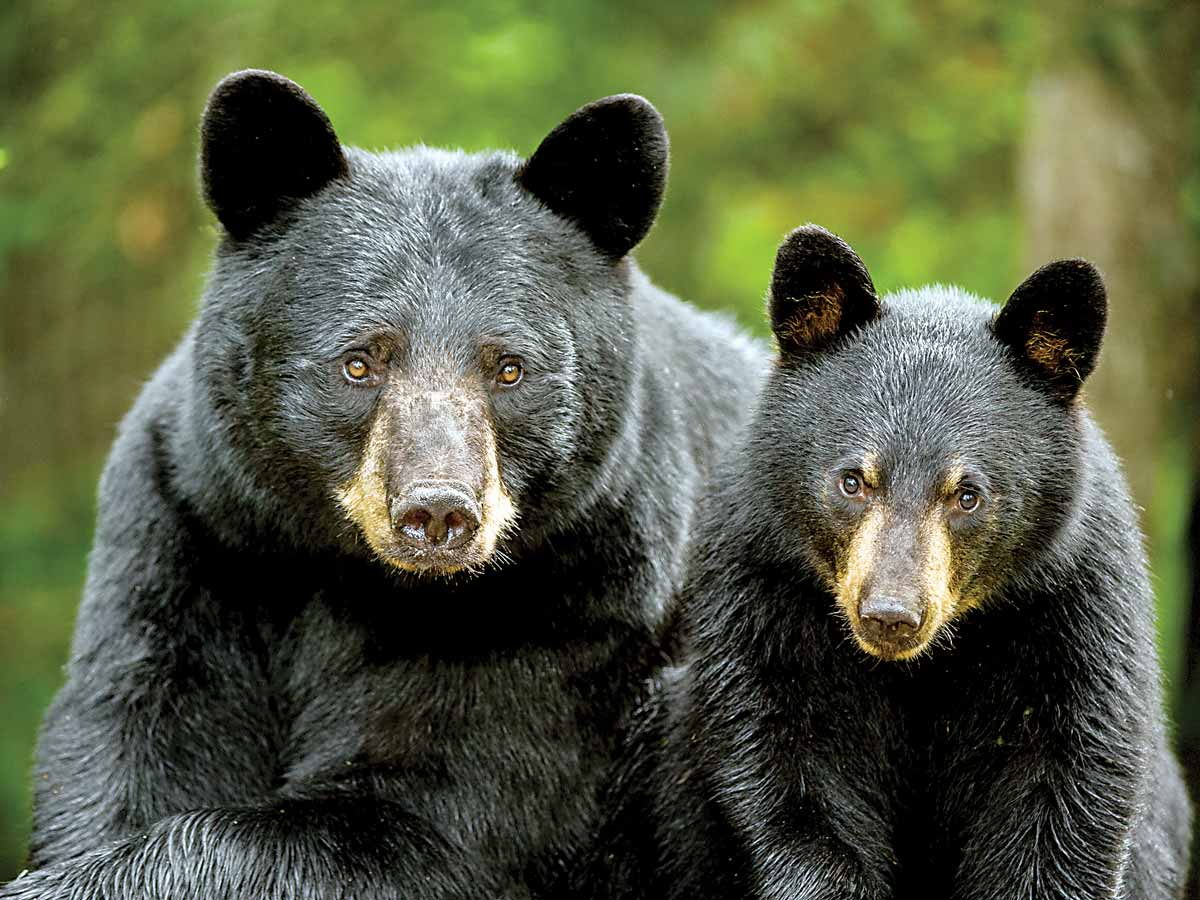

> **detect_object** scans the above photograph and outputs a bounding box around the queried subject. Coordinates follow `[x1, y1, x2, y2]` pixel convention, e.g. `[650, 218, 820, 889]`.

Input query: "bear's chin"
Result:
[373, 541, 497, 578]
[851, 629, 933, 662]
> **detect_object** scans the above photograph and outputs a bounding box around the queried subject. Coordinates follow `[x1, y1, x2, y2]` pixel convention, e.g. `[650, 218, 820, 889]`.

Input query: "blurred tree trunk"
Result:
[1020, 0, 1198, 887]
[1020, 2, 1197, 511]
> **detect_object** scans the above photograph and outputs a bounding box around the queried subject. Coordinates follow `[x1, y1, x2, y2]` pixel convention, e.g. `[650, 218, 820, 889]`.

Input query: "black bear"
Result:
[578, 225, 1192, 899]
[0, 71, 765, 899]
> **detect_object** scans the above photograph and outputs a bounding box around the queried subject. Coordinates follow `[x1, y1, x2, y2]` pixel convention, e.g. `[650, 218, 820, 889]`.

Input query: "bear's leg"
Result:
[2, 800, 512, 900]
[700, 671, 898, 900]
[1116, 744, 1191, 900]
[949, 746, 1148, 899]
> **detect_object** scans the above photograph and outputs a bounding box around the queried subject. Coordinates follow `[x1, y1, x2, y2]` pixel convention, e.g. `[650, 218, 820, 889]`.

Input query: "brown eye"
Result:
[958, 489, 979, 512]
[840, 472, 862, 497]
[496, 360, 523, 387]
[344, 357, 370, 382]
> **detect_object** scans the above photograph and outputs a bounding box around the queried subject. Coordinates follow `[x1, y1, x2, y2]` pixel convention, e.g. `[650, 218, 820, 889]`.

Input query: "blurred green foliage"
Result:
[1, 0, 1196, 881]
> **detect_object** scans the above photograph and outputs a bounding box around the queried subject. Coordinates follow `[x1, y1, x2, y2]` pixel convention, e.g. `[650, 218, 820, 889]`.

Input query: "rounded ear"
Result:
[516, 94, 668, 259]
[769, 225, 880, 356]
[992, 259, 1107, 402]
[201, 70, 348, 240]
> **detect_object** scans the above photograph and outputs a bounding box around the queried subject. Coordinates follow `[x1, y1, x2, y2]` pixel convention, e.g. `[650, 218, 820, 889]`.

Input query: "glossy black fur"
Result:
[201, 70, 349, 240]
[0, 72, 766, 899]
[768, 225, 878, 355]
[517, 93, 668, 259]
[576, 227, 1191, 899]
[994, 258, 1107, 402]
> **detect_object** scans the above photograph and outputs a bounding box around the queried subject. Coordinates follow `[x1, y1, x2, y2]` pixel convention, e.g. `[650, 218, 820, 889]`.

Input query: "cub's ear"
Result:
[993, 259, 1106, 402]
[769, 225, 880, 356]
[517, 94, 668, 259]
[201, 70, 348, 239]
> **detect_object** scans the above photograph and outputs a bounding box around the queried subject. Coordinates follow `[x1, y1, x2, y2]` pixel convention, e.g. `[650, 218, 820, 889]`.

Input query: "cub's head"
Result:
[192, 70, 668, 575]
[758, 225, 1106, 660]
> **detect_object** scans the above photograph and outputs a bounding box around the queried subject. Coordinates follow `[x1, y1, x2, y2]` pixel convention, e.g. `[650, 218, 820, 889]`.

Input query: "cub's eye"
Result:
[343, 357, 371, 383]
[958, 489, 980, 512]
[840, 472, 864, 498]
[495, 359, 523, 387]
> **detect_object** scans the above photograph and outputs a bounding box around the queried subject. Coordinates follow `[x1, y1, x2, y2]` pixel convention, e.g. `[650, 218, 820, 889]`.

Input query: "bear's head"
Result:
[755, 225, 1106, 661]
[191, 70, 668, 576]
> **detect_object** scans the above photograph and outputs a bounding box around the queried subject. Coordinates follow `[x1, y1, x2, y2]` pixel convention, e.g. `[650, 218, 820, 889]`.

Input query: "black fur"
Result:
[993, 258, 1107, 402]
[517, 94, 667, 259]
[201, 70, 349, 239]
[769, 224, 880, 355]
[0, 73, 766, 899]
[576, 228, 1191, 900]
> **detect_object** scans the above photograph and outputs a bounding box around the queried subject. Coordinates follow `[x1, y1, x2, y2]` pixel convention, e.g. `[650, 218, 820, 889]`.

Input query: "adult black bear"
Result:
[581, 226, 1192, 899]
[0, 71, 765, 899]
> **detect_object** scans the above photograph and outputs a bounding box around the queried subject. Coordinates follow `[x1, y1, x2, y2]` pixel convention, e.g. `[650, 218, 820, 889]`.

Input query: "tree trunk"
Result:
[1020, 1, 1199, 886]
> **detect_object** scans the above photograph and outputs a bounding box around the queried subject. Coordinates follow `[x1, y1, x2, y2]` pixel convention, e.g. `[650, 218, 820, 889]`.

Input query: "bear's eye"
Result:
[343, 357, 371, 383]
[958, 489, 980, 512]
[495, 359, 523, 388]
[840, 472, 864, 498]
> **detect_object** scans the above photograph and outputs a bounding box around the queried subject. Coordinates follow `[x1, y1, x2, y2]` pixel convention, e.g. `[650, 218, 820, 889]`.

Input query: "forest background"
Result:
[2, 0, 1197, 887]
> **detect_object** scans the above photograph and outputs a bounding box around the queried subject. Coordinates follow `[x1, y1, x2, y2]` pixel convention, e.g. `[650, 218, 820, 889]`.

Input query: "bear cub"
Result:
[584, 225, 1192, 900]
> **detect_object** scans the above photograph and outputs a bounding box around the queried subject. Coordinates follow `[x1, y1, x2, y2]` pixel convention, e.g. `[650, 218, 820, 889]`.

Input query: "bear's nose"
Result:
[391, 483, 481, 549]
[858, 596, 923, 642]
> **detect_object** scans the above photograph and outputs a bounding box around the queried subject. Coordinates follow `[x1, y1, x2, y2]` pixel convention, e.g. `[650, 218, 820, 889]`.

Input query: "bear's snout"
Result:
[391, 481, 481, 550]
[857, 594, 924, 650]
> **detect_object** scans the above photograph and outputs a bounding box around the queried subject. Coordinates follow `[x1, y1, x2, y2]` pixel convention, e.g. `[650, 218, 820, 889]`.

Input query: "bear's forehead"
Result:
[820, 301, 1004, 402]
[859, 289, 1008, 390]
[271, 146, 601, 294]
[289, 150, 526, 252]
[345, 145, 523, 207]
[218, 146, 608, 359]
[786, 288, 1058, 465]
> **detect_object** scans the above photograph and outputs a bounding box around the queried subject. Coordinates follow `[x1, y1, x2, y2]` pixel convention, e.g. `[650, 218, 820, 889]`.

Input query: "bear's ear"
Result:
[201, 70, 348, 240]
[993, 259, 1107, 402]
[516, 94, 668, 259]
[769, 225, 880, 357]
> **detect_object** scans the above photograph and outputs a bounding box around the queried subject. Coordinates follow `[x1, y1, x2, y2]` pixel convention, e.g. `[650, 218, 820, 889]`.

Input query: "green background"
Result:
[2, 0, 1197, 883]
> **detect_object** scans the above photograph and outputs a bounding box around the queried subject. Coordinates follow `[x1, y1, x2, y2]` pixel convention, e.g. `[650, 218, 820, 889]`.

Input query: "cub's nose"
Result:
[858, 596, 923, 643]
[391, 483, 481, 549]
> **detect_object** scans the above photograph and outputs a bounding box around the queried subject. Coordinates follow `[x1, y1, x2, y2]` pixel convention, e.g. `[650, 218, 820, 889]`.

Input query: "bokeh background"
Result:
[2, 0, 1198, 888]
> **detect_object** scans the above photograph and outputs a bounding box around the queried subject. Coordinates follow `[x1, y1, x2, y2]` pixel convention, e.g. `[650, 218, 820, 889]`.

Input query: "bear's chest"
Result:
[271, 592, 649, 867]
